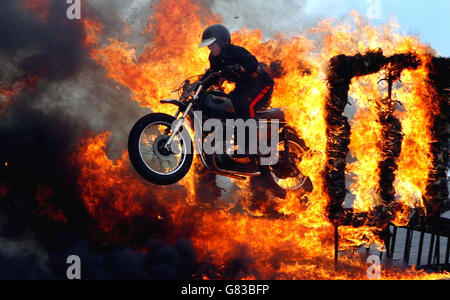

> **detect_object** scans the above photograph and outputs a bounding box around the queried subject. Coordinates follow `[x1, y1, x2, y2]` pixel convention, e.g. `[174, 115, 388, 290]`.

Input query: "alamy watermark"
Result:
[366, 255, 381, 279]
[65, 1, 381, 21]
[366, 0, 382, 20]
[66, 255, 81, 280]
[168, 111, 280, 166]
[66, 0, 81, 20]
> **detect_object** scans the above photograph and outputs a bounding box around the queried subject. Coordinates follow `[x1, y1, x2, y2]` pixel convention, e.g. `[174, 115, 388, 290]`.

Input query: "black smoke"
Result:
[0, 1, 86, 84]
[0, 104, 203, 279]
[0, 0, 202, 280]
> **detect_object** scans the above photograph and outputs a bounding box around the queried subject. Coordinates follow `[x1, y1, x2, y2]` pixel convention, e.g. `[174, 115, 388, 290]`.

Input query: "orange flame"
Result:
[74, 132, 146, 232]
[0, 74, 41, 109]
[74, 132, 449, 280]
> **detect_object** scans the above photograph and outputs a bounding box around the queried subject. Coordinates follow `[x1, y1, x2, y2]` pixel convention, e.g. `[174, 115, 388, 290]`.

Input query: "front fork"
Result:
[163, 85, 202, 151]
[163, 102, 193, 151]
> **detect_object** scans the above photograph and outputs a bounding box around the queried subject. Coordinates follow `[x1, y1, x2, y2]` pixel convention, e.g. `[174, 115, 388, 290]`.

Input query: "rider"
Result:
[199, 24, 274, 119]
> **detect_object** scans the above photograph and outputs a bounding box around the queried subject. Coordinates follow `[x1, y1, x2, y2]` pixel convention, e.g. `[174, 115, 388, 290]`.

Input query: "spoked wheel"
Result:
[266, 131, 313, 195]
[128, 113, 193, 185]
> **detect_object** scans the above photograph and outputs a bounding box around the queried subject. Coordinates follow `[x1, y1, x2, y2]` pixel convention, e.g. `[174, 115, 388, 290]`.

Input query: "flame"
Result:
[34, 185, 68, 223]
[0, 74, 41, 109]
[74, 132, 146, 232]
[83, 0, 220, 112]
[394, 58, 438, 219]
[82, 18, 104, 49]
[73, 133, 450, 279]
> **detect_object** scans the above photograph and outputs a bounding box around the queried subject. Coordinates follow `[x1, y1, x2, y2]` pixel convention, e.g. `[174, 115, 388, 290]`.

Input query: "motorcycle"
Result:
[128, 71, 313, 197]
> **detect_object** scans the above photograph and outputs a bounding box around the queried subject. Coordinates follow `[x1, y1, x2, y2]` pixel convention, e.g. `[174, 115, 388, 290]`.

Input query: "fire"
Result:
[82, 18, 104, 49]
[73, 134, 450, 279]
[83, 0, 220, 112]
[346, 48, 438, 226]
[34, 185, 68, 223]
[74, 132, 146, 232]
[0, 74, 41, 109]
[74, 132, 196, 236]
[394, 58, 438, 218]
[14, 0, 448, 279]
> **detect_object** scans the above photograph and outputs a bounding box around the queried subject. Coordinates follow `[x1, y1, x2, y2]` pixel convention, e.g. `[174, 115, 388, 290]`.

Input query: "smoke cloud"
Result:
[0, 0, 199, 280]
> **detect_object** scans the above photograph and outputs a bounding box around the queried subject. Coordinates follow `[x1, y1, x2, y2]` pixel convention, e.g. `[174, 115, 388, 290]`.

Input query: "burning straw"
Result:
[325, 50, 448, 231]
[425, 57, 450, 216]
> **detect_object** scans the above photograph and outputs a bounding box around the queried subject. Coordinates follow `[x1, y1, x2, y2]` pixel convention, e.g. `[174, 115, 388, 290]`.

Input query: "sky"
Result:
[305, 0, 450, 56]
[119, 0, 450, 56]
[210, 0, 450, 57]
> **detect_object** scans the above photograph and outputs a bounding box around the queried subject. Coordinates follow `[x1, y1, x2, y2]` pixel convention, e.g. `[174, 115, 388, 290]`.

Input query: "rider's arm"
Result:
[199, 54, 221, 88]
[230, 46, 259, 78]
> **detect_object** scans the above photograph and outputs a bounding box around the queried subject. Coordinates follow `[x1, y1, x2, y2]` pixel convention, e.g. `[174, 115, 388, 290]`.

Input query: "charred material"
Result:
[425, 57, 449, 215]
[328, 53, 449, 267]
[325, 50, 385, 222]
[325, 50, 421, 224]
[375, 56, 420, 224]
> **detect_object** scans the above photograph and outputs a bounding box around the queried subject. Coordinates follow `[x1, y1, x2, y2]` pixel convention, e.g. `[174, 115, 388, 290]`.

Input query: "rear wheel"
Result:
[264, 131, 313, 197]
[128, 113, 193, 185]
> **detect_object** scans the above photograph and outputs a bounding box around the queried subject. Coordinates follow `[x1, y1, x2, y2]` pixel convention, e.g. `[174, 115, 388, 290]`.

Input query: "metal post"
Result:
[445, 236, 450, 265]
[435, 219, 440, 266]
[428, 233, 436, 266]
[403, 228, 413, 266]
[389, 226, 397, 259]
[334, 224, 339, 270]
[417, 221, 425, 266]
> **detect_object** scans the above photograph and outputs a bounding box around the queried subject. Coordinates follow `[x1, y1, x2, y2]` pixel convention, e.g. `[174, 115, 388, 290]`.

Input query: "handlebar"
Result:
[199, 71, 222, 85]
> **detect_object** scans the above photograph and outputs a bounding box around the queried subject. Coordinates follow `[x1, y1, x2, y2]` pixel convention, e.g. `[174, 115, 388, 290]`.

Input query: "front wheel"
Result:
[128, 113, 193, 185]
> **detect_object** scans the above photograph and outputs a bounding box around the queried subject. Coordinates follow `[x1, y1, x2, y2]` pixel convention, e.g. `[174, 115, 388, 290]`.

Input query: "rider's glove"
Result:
[221, 64, 242, 78]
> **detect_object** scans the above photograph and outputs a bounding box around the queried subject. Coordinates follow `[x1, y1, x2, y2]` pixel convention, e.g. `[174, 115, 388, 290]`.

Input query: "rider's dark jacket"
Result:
[209, 44, 259, 84]
[206, 44, 274, 119]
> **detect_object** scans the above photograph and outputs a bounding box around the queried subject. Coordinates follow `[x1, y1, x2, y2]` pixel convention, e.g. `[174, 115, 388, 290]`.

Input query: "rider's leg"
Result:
[229, 84, 270, 156]
[248, 85, 274, 117]
[229, 86, 252, 120]
[230, 84, 270, 119]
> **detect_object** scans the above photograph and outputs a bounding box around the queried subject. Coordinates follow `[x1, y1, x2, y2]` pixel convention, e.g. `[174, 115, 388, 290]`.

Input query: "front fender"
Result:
[160, 99, 187, 110]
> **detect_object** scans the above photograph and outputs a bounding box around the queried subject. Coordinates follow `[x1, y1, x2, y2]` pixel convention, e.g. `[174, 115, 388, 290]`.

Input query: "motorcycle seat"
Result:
[204, 92, 285, 121]
[255, 108, 285, 121]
